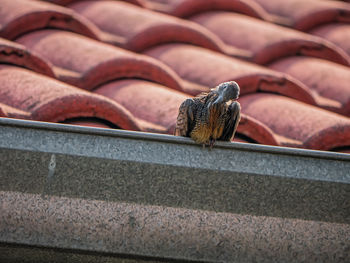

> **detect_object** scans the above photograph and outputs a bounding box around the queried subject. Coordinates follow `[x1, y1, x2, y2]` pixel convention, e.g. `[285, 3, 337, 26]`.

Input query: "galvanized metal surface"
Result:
[0, 118, 349, 262]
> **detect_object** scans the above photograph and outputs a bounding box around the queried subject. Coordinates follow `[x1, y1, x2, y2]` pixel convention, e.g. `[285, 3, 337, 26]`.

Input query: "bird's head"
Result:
[211, 81, 240, 107]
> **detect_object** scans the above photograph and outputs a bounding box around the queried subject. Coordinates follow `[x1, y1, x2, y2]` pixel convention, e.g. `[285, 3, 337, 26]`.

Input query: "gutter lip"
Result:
[1, 117, 349, 161]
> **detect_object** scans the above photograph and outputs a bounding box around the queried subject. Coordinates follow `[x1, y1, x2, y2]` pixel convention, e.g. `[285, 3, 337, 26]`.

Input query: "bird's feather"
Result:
[175, 81, 241, 146]
[219, 101, 241, 141]
[175, 98, 195, 137]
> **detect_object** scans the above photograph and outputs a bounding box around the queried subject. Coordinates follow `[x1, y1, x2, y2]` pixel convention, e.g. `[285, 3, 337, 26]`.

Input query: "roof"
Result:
[0, 0, 350, 153]
[0, 0, 350, 261]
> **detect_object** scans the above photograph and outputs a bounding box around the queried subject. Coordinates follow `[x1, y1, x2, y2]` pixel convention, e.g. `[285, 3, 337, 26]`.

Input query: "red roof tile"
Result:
[142, 0, 276, 22]
[310, 23, 350, 57]
[190, 11, 350, 65]
[0, 0, 348, 153]
[0, 65, 140, 130]
[16, 30, 183, 92]
[144, 44, 317, 105]
[237, 114, 279, 145]
[69, 1, 225, 53]
[269, 57, 350, 116]
[45, 0, 144, 6]
[94, 79, 189, 133]
[239, 93, 350, 150]
[62, 118, 117, 129]
[253, 0, 350, 31]
[0, 102, 31, 119]
[0, 38, 55, 77]
[0, 0, 100, 40]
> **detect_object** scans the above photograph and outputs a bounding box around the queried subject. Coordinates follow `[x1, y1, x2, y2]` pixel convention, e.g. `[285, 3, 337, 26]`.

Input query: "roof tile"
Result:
[94, 79, 189, 133]
[0, 38, 55, 77]
[239, 93, 350, 150]
[0, 65, 140, 130]
[253, 0, 350, 31]
[0, 102, 31, 119]
[310, 23, 350, 57]
[269, 56, 350, 116]
[144, 44, 317, 104]
[44, 0, 145, 6]
[16, 30, 183, 92]
[62, 118, 117, 129]
[142, 0, 276, 22]
[69, 0, 235, 54]
[0, 0, 100, 40]
[190, 12, 350, 65]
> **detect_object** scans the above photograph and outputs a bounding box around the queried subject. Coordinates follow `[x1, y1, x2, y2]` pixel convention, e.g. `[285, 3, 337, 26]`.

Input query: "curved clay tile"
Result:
[0, 102, 31, 119]
[62, 118, 117, 129]
[94, 79, 189, 133]
[0, 0, 100, 40]
[253, 0, 350, 31]
[0, 65, 140, 130]
[45, 0, 144, 7]
[236, 114, 279, 146]
[310, 23, 350, 57]
[0, 38, 55, 77]
[69, 0, 227, 54]
[190, 12, 350, 66]
[16, 30, 183, 92]
[239, 93, 350, 150]
[142, 0, 276, 22]
[269, 57, 350, 116]
[144, 44, 316, 105]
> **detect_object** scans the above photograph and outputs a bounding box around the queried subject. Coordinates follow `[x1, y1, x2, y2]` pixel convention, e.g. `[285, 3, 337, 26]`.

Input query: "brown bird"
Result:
[175, 81, 241, 147]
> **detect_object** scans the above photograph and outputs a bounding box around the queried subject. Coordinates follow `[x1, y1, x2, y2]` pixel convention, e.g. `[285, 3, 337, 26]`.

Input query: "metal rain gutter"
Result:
[0, 118, 349, 262]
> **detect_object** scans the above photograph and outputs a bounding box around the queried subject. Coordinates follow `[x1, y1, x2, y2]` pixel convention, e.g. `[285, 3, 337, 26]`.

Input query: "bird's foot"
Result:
[209, 139, 216, 150]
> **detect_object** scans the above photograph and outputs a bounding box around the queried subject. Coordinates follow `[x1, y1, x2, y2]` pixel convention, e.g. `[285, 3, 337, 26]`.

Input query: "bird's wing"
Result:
[219, 101, 241, 141]
[174, 98, 195, 137]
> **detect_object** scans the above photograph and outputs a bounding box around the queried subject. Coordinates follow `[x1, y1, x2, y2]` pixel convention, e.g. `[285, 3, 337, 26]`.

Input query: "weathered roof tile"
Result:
[253, 0, 350, 31]
[0, 0, 100, 40]
[16, 30, 184, 92]
[70, 1, 220, 52]
[239, 93, 350, 150]
[142, 0, 276, 22]
[144, 44, 317, 104]
[0, 37, 55, 77]
[94, 79, 189, 133]
[269, 57, 350, 116]
[0, 65, 140, 130]
[190, 11, 350, 65]
[310, 23, 350, 57]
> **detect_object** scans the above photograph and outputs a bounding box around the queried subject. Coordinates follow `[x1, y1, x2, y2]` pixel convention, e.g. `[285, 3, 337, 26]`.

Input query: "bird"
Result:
[175, 81, 241, 148]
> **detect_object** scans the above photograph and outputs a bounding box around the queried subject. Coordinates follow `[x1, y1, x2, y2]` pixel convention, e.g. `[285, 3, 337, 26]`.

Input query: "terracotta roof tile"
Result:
[16, 30, 183, 92]
[239, 93, 350, 150]
[269, 57, 350, 116]
[0, 37, 55, 77]
[0, 0, 348, 153]
[44, 0, 145, 6]
[94, 79, 189, 133]
[142, 0, 276, 22]
[70, 1, 215, 52]
[0, 0, 100, 40]
[144, 44, 317, 105]
[253, 0, 350, 31]
[190, 12, 350, 65]
[236, 114, 279, 145]
[62, 118, 117, 128]
[0, 65, 140, 130]
[310, 23, 350, 57]
[0, 102, 31, 119]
